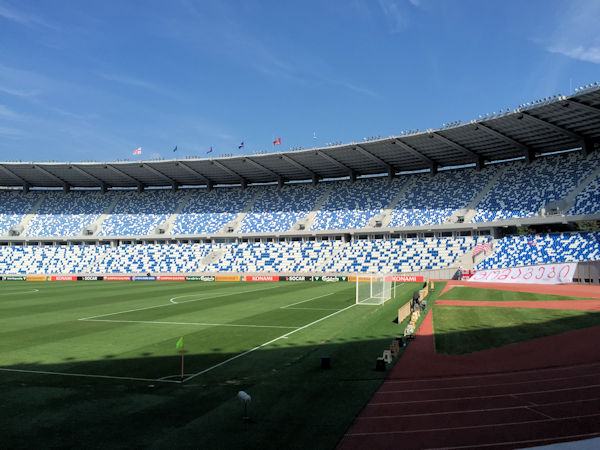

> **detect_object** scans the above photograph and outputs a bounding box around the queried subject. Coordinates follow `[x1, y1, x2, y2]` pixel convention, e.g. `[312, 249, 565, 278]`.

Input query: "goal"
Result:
[356, 274, 393, 305]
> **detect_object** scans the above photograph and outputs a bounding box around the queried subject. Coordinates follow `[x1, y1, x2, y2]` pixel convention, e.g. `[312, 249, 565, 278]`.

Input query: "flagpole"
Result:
[181, 346, 184, 380]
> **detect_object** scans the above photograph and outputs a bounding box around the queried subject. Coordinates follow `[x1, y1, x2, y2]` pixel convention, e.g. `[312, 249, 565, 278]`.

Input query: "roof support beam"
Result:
[142, 163, 178, 188]
[429, 132, 484, 169]
[175, 161, 213, 189]
[280, 154, 318, 180]
[354, 145, 394, 176]
[211, 160, 247, 188]
[474, 123, 535, 163]
[33, 164, 69, 189]
[391, 139, 438, 171]
[70, 165, 108, 190]
[315, 150, 355, 179]
[105, 164, 144, 189]
[0, 164, 30, 189]
[518, 112, 584, 143]
[563, 99, 600, 116]
[244, 157, 283, 184]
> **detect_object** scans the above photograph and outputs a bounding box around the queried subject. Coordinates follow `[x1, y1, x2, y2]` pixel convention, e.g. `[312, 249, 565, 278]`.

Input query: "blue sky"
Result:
[0, 0, 599, 162]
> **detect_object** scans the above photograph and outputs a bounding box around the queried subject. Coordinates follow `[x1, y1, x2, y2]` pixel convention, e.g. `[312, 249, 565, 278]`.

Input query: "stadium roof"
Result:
[1, 87, 599, 190]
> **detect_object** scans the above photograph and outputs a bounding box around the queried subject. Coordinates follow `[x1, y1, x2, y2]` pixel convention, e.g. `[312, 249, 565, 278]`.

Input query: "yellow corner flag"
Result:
[176, 337, 184, 351]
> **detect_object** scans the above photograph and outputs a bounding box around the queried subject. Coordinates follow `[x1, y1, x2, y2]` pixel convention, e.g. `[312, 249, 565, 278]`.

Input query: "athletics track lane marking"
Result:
[343, 412, 600, 436]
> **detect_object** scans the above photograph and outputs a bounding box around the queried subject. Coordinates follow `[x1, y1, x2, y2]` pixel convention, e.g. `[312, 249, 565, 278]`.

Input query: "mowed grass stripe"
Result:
[439, 286, 593, 302]
[0, 281, 427, 450]
[83, 282, 351, 328]
[0, 281, 354, 378]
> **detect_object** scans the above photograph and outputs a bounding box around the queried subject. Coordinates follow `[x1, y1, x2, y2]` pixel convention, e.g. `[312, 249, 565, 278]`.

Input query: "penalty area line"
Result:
[0, 367, 180, 384]
[78, 284, 284, 321]
[280, 292, 336, 308]
[181, 302, 357, 383]
[81, 318, 298, 329]
[0, 289, 39, 296]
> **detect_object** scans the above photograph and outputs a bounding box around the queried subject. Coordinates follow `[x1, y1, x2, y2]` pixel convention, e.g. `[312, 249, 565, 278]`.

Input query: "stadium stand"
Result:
[311, 178, 404, 230]
[0, 190, 44, 236]
[239, 183, 326, 233]
[171, 188, 254, 234]
[568, 175, 600, 216]
[0, 236, 487, 274]
[472, 152, 600, 223]
[476, 232, 600, 270]
[387, 168, 494, 227]
[26, 190, 114, 237]
[2, 150, 599, 240]
[99, 190, 188, 236]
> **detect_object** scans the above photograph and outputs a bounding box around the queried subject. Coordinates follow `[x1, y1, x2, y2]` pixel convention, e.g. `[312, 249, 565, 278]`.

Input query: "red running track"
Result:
[338, 283, 600, 449]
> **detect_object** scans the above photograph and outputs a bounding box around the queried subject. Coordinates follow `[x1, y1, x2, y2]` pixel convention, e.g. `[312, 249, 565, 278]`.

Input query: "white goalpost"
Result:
[355, 274, 394, 305]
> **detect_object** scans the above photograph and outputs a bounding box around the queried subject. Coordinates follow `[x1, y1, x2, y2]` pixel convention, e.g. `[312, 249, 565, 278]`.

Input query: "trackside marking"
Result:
[280, 292, 336, 308]
[383, 361, 600, 384]
[345, 413, 600, 436]
[0, 367, 180, 383]
[81, 319, 298, 329]
[426, 432, 600, 449]
[358, 397, 600, 420]
[377, 372, 599, 394]
[78, 284, 284, 321]
[0, 289, 39, 296]
[182, 303, 357, 383]
[370, 384, 600, 406]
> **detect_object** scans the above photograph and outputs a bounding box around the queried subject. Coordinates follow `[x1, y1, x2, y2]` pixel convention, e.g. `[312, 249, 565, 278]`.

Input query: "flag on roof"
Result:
[133, 147, 142, 155]
[207, 146, 213, 154]
[173, 146, 178, 152]
[273, 137, 281, 146]
[313, 132, 317, 140]
[176, 337, 184, 350]
[238, 141, 244, 149]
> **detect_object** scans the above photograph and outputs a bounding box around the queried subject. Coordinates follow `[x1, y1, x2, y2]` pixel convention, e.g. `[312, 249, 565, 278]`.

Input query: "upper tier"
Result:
[1, 150, 599, 238]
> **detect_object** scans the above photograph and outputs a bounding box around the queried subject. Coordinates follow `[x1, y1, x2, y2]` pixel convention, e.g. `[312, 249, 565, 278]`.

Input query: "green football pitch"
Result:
[0, 280, 433, 449]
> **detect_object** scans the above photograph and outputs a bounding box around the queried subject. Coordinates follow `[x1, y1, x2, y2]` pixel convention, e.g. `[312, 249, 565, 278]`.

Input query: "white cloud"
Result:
[542, 0, 600, 65]
[99, 73, 173, 96]
[0, 1, 54, 28]
[0, 85, 38, 97]
[0, 104, 22, 119]
[548, 45, 600, 64]
[378, 0, 408, 33]
[0, 126, 23, 137]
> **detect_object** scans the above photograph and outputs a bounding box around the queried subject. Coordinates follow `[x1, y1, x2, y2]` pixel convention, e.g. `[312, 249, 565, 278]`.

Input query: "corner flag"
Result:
[176, 337, 184, 350]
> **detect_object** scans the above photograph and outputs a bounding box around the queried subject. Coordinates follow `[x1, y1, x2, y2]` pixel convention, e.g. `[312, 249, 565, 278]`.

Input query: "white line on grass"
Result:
[280, 292, 336, 308]
[283, 307, 341, 311]
[78, 284, 283, 321]
[0, 289, 39, 296]
[0, 367, 180, 383]
[81, 319, 298, 329]
[181, 303, 357, 383]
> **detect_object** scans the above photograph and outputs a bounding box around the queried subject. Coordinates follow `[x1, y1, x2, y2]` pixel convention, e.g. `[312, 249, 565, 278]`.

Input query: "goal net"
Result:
[356, 274, 393, 305]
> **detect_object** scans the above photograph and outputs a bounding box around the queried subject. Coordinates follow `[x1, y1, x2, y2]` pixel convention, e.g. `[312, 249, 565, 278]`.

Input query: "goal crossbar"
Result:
[356, 274, 393, 305]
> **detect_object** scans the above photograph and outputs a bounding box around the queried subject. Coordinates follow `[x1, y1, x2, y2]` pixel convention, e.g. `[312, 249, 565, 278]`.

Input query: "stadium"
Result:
[3, 1, 600, 448]
[1, 84, 600, 448]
